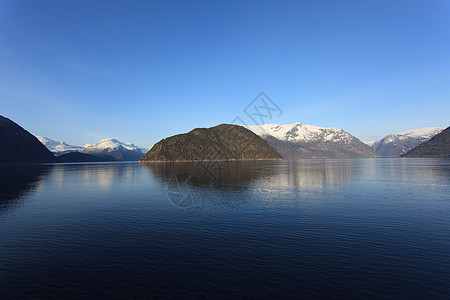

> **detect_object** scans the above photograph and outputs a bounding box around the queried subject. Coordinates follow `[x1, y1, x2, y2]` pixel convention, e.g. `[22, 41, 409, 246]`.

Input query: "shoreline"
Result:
[139, 158, 283, 163]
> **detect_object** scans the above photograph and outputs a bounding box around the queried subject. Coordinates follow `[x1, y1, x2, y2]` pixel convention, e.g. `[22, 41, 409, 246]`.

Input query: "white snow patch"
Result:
[392, 127, 444, 140]
[374, 127, 444, 145]
[36, 136, 83, 153]
[83, 138, 144, 153]
[244, 122, 354, 143]
[37, 136, 147, 154]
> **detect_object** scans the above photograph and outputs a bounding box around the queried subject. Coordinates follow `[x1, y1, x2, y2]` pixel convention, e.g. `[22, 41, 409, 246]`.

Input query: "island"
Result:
[139, 124, 282, 162]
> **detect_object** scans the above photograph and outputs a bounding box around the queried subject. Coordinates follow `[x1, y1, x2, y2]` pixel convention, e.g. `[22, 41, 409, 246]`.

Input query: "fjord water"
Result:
[1, 159, 449, 299]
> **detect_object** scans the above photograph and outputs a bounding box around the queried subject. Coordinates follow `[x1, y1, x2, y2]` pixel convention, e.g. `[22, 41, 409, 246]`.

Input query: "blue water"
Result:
[1, 159, 449, 299]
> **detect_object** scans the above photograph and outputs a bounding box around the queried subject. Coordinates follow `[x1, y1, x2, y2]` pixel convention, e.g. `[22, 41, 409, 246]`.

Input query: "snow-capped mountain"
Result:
[81, 138, 146, 161]
[369, 127, 444, 157]
[401, 126, 449, 158]
[36, 136, 148, 161]
[36, 136, 83, 154]
[246, 123, 355, 144]
[244, 123, 379, 158]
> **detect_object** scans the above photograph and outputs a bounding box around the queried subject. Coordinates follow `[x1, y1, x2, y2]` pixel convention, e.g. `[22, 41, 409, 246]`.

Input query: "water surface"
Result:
[1, 159, 449, 299]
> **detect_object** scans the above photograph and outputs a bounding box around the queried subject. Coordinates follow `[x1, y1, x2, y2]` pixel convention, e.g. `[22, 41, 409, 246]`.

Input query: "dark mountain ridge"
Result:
[140, 124, 282, 162]
[0, 116, 56, 163]
[401, 126, 450, 158]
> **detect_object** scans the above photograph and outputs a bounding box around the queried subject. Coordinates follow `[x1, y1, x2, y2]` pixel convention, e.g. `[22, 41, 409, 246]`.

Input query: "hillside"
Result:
[245, 123, 379, 159]
[0, 116, 56, 163]
[370, 127, 444, 157]
[140, 124, 282, 162]
[401, 127, 450, 158]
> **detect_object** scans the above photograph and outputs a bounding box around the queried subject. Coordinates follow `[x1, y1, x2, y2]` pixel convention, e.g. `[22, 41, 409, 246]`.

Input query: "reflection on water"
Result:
[0, 164, 49, 213]
[0, 162, 148, 215]
[380, 158, 450, 182]
[253, 159, 355, 189]
[48, 162, 143, 191]
[1, 159, 449, 299]
[143, 160, 360, 208]
[143, 161, 264, 188]
[145, 159, 359, 190]
[143, 159, 450, 209]
[143, 161, 266, 207]
[2, 159, 448, 212]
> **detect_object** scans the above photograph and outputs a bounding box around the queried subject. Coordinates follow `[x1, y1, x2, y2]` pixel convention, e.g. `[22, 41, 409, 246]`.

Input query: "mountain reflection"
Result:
[0, 164, 49, 213]
[254, 159, 355, 190]
[143, 161, 269, 208]
[144, 159, 359, 208]
[143, 161, 265, 189]
[49, 162, 142, 190]
[145, 160, 356, 190]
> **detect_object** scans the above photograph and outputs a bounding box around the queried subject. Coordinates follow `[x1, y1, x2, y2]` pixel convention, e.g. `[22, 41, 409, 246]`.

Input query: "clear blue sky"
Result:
[1, 0, 449, 147]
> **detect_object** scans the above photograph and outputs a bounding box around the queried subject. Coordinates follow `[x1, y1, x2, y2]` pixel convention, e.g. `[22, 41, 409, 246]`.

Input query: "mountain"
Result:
[36, 136, 146, 161]
[140, 124, 282, 162]
[244, 122, 379, 159]
[401, 126, 450, 158]
[36, 136, 83, 155]
[0, 116, 56, 163]
[81, 138, 145, 161]
[370, 127, 444, 157]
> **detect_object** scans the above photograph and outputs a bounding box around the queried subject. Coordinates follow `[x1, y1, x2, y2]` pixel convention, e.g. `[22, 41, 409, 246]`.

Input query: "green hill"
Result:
[140, 124, 282, 162]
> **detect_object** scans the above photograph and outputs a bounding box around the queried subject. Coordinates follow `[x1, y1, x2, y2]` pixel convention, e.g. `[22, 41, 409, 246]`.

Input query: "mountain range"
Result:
[1, 115, 448, 163]
[36, 136, 83, 154]
[82, 138, 147, 161]
[367, 127, 444, 157]
[245, 123, 379, 158]
[37, 136, 148, 161]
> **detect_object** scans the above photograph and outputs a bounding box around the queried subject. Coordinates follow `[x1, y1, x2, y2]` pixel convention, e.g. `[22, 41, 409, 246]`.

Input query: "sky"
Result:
[1, 0, 449, 147]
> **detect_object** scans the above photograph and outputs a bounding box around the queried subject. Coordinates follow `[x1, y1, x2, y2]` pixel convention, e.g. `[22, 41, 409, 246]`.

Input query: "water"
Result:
[1, 159, 449, 299]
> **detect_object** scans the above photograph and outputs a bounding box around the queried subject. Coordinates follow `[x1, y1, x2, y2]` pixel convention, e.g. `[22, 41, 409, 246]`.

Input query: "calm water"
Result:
[1, 159, 449, 299]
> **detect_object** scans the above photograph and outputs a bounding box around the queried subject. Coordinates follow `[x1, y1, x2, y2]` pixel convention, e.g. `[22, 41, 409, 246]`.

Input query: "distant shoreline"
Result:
[139, 158, 283, 163]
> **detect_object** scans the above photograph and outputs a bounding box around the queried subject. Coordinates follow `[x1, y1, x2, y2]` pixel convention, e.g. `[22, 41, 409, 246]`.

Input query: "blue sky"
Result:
[1, 0, 449, 147]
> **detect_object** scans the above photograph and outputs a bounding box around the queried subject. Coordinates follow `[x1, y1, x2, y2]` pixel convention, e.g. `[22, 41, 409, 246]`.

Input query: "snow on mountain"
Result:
[83, 138, 141, 152]
[37, 136, 148, 161]
[401, 126, 450, 158]
[81, 138, 146, 161]
[380, 127, 443, 142]
[370, 127, 444, 157]
[36, 136, 83, 154]
[244, 123, 378, 158]
[245, 123, 357, 144]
